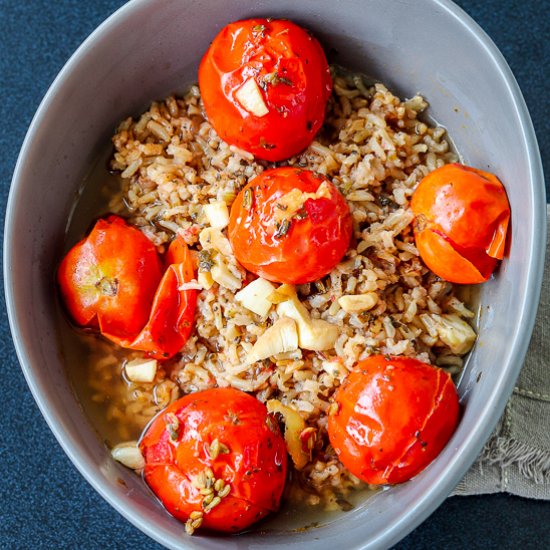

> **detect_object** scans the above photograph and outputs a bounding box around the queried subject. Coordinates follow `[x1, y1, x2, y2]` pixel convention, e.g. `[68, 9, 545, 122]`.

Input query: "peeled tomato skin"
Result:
[410, 163, 510, 283]
[414, 228, 496, 284]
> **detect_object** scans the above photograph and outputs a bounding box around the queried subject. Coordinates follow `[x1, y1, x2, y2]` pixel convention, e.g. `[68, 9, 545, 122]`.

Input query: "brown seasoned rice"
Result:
[86, 68, 477, 509]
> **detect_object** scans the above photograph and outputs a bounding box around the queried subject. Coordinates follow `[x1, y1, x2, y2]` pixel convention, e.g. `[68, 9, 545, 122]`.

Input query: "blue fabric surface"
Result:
[0, 0, 549, 548]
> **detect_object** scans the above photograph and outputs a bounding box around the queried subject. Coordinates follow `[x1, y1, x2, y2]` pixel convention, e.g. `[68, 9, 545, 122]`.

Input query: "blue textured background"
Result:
[1, 1, 548, 548]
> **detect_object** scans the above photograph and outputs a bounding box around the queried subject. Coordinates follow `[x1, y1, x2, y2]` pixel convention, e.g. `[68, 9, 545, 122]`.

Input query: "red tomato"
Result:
[327, 355, 459, 485]
[140, 388, 288, 533]
[411, 163, 510, 284]
[107, 237, 198, 360]
[199, 18, 332, 161]
[58, 215, 163, 340]
[58, 217, 198, 360]
[228, 167, 352, 284]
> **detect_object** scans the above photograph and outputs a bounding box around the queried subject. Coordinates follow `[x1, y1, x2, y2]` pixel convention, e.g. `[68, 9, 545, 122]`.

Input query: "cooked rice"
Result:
[86, 68, 475, 509]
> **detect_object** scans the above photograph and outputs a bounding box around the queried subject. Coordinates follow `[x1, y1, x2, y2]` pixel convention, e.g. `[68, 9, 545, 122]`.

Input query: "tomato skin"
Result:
[328, 355, 459, 485]
[140, 388, 288, 533]
[199, 18, 332, 161]
[411, 163, 510, 284]
[57, 215, 163, 340]
[228, 167, 352, 284]
[58, 218, 197, 360]
[106, 237, 198, 360]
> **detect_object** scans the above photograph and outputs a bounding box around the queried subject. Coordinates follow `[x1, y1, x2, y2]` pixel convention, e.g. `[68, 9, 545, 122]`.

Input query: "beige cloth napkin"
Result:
[453, 207, 550, 499]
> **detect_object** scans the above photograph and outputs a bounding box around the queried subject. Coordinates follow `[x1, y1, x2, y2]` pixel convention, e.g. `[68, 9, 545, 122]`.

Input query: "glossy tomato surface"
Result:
[328, 355, 459, 485]
[57, 215, 163, 340]
[228, 167, 352, 284]
[140, 388, 288, 533]
[199, 18, 332, 161]
[107, 236, 198, 360]
[58, 218, 197, 360]
[411, 163, 510, 284]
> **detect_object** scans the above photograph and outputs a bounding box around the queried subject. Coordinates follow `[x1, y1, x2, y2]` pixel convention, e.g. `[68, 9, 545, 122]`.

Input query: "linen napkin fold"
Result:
[453, 206, 550, 499]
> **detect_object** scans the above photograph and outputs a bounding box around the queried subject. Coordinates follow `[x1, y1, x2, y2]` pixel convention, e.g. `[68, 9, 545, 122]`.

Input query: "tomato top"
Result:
[140, 388, 288, 533]
[228, 167, 352, 284]
[199, 18, 332, 161]
[328, 355, 459, 485]
[58, 215, 163, 339]
[411, 163, 510, 284]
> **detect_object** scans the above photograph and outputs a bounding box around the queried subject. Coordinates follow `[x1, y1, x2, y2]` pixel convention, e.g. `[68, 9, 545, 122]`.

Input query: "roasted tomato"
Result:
[140, 388, 288, 533]
[58, 217, 197, 359]
[411, 163, 510, 284]
[328, 355, 459, 485]
[228, 167, 352, 284]
[199, 18, 332, 161]
[106, 236, 198, 359]
[58, 215, 163, 340]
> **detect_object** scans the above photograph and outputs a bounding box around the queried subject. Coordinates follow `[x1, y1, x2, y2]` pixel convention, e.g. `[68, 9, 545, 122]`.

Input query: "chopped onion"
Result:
[266, 400, 309, 470]
[125, 358, 158, 383]
[277, 288, 339, 351]
[203, 201, 230, 229]
[235, 278, 277, 317]
[235, 78, 269, 117]
[247, 317, 298, 364]
[338, 292, 378, 313]
[111, 441, 145, 470]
